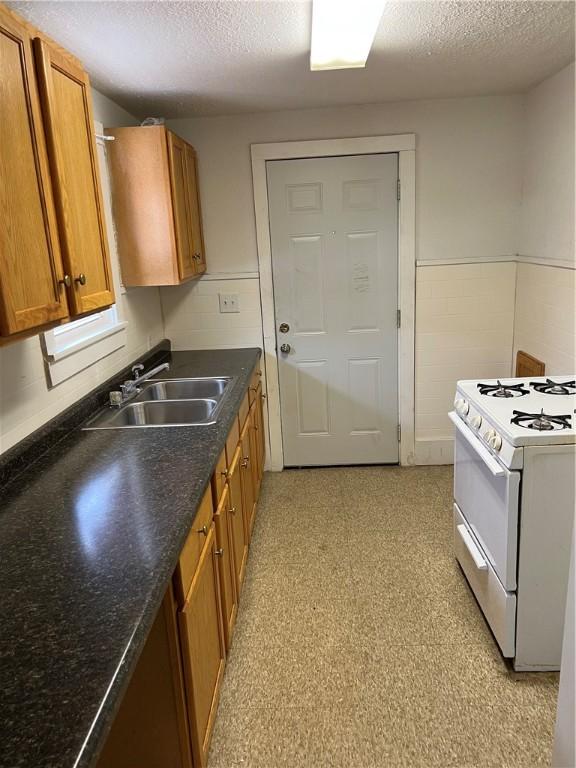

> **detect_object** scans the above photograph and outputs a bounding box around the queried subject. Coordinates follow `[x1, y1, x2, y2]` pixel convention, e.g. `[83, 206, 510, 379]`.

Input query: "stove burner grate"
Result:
[477, 380, 529, 398]
[530, 379, 576, 396]
[511, 409, 572, 431]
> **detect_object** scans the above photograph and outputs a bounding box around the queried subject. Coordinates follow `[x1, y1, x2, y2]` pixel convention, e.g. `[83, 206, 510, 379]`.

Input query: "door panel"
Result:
[167, 132, 195, 281]
[0, 10, 69, 335]
[228, 448, 248, 594]
[34, 39, 114, 314]
[268, 153, 399, 466]
[213, 485, 237, 651]
[184, 143, 206, 274]
[179, 525, 225, 767]
[291, 235, 326, 334]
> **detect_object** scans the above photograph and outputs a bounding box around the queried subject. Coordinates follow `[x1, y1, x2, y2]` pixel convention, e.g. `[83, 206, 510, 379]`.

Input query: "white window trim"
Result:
[43, 119, 127, 387]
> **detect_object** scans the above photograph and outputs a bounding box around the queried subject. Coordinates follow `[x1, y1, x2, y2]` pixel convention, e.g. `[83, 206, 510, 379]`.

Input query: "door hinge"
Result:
[396, 309, 401, 328]
[397, 179, 401, 201]
[397, 424, 401, 442]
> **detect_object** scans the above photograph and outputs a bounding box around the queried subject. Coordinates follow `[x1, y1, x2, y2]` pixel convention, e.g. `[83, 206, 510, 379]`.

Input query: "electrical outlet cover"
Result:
[219, 293, 240, 313]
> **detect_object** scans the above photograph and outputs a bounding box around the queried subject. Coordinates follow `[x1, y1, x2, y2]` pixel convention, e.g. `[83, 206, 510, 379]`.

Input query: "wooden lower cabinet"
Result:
[213, 484, 237, 651]
[96, 588, 193, 768]
[97, 371, 266, 768]
[178, 524, 226, 768]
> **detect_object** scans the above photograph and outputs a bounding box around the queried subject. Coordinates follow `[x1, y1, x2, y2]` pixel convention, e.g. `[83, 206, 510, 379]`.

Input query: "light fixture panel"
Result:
[310, 0, 386, 71]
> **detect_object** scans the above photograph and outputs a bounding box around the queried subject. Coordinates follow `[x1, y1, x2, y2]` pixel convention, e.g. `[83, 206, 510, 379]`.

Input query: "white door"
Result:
[267, 153, 399, 467]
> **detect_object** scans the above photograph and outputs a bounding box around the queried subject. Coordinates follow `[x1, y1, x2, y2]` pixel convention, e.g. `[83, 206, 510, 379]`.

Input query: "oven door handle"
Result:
[456, 524, 488, 571]
[448, 411, 506, 478]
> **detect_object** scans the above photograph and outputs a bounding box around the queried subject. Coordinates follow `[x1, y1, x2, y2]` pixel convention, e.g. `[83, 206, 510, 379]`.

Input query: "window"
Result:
[43, 307, 127, 387]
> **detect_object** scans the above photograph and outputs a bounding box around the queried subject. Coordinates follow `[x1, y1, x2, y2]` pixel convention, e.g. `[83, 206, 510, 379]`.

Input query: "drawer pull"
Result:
[215, 548, 224, 557]
[198, 525, 208, 536]
[457, 524, 487, 571]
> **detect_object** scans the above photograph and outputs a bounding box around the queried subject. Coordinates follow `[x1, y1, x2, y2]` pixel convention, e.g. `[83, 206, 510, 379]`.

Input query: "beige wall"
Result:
[513, 62, 576, 378]
[0, 90, 164, 454]
[520, 63, 575, 266]
[169, 94, 524, 273]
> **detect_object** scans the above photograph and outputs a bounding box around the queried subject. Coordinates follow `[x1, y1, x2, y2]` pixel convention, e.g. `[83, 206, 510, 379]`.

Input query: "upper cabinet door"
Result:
[34, 39, 114, 315]
[167, 131, 195, 281]
[0, 9, 69, 336]
[184, 144, 206, 276]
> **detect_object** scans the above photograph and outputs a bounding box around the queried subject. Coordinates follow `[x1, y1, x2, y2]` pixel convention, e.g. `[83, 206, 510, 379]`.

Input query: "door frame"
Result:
[251, 134, 416, 470]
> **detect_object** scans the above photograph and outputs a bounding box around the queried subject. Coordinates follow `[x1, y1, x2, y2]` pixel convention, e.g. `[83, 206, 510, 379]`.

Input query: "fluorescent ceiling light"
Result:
[310, 0, 386, 71]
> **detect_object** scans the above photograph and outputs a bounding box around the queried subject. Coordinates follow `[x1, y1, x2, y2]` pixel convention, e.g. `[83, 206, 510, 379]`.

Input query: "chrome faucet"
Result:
[109, 361, 170, 406]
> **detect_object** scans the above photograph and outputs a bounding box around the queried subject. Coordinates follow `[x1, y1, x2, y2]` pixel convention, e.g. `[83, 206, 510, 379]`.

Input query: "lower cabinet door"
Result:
[240, 416, 256, 543]
[178, 525, 226, 768]
[214, 485, 237, 651]
[228, 446, 248, 594]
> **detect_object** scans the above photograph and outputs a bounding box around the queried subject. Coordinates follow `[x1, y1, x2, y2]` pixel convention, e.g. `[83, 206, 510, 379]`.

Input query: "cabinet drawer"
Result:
[453, 503, 516, 657]
[174, 486, 214, 606]
[211, 449, 228, 506]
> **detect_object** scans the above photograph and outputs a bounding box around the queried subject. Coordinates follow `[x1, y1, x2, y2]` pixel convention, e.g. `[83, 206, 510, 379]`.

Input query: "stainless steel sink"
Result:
[133, 377, 231, 402]
[82, 375, 235, 430]
[84, 399, 220, 429]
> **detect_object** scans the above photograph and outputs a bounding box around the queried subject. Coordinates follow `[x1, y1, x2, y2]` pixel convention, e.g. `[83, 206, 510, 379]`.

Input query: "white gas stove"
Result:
[450, 376, 575, 671]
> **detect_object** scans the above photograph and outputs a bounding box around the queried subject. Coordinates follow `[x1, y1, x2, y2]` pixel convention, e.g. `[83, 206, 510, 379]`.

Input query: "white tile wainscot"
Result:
[513, 262, 576, 375]
[160, 275, 264, 351]
[414, 261, 517, 464]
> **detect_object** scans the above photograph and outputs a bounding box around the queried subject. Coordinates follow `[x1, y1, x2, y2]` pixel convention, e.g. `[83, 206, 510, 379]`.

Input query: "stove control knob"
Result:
[455, 398, 469, 417]
[489, 434, 503, 452]
[469, 414, 483, 430]
[483, 428, 496, 442]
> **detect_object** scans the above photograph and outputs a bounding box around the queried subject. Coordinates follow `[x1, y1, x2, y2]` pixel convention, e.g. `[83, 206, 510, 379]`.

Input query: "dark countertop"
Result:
[0, 346, 261, 768]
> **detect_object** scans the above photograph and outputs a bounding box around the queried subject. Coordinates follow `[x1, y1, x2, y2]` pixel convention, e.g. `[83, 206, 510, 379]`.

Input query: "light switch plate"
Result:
[219, 293, 240, 313]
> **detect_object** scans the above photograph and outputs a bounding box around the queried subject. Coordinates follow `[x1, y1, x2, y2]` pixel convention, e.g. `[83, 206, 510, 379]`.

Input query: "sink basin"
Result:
[84, 399, 220, 429]
[133, 377, 231, 402]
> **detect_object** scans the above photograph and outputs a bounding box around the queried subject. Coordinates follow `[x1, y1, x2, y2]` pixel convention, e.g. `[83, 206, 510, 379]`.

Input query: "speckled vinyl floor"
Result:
[209, 466, 559, 768]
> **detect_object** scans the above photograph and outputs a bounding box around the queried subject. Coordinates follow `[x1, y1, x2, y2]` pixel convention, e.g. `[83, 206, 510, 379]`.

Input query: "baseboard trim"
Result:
[414, 438, 454, 465]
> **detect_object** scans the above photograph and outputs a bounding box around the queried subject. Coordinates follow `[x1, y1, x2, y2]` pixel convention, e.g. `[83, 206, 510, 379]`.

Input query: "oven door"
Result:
[450, 412, 520, 590]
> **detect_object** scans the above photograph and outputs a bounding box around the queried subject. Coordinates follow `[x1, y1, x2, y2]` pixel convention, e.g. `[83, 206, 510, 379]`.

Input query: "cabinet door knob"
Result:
[59, 275, 71, 288]
[241, 457, 249, 468]
[215, 548, 224, 557]
[228, 506, 236, 515]
[221, 470, 230, 480]
[75, 273, 87, 286]
[198, 525, 208, 536]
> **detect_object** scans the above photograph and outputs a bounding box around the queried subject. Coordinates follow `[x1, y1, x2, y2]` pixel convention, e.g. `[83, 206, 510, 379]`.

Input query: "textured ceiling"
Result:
[9, 0, 575, 118]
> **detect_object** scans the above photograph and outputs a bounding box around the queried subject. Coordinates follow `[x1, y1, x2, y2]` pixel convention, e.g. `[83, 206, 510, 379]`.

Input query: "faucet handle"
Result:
[131, 364, 144, 380]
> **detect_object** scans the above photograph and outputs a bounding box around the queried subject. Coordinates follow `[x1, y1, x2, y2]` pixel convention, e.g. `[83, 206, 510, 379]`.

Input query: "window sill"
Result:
[43, 321, 128, 388]
[45, 320, 128, 362]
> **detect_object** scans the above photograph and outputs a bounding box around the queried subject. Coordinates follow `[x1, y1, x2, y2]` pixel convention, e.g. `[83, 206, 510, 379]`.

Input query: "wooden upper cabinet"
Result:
[0, 7, 69, 336]
[105, 126, 206, 286]
[34, 39, 114, 314]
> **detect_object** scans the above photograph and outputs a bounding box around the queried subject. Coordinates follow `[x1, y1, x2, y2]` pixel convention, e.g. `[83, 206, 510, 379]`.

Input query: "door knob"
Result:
[59, 275, 71, 288]
[280, 343, 291, 354]
[75, 273, 87, 286]
[279, 323, 290, 333]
